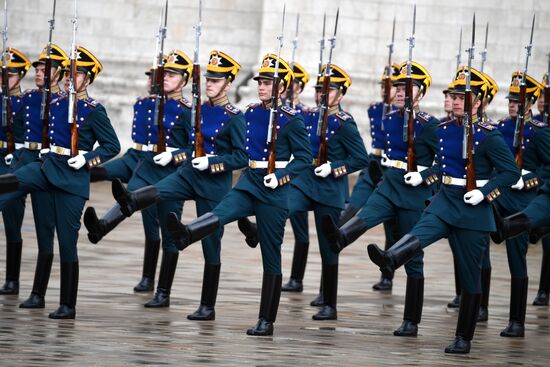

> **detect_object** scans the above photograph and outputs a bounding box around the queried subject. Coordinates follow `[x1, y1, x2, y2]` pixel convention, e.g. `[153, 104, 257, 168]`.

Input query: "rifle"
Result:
[1, 0, 13, 154]
[463, 14, 476, 192]
[318, 13, 326, 78]
[477, 22, 488, 121]
[151, 0, 168, 154]
[382, 16, 395, 120]
[67, 0, 79, 157]
[191, 0, 204, 158]
[316, 9, 339, 166]
[266, 5, 286, 175]
[513, 14, 535, 170]
[40, 0, 56, 150]
[403, 4, 417, 173]
[286, 13, 299, 108]
[544, 54, 549, 125]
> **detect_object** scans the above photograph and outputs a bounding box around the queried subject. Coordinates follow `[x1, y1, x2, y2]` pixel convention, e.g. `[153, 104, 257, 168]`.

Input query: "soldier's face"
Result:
[257, 79, 283, 102]
[164, 71, 185, 93]
[508, 100, 519, 118]
[393, 84, 420, 108]
[34, 65, 59, 88]
[205, 78, 230, 99]
[64, 72, 89, 92]
[328, 88, 343, 107]
[444, 92, 453, 113]
[452, 94, 465, 116]
[537, 94, 544, 113]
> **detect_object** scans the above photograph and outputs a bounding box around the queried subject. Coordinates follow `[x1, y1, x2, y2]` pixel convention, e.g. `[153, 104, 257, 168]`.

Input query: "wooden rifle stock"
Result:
[464, 90, 477, 192]
[515, 84, 527, 170]
[2, 66, 14, 153]
[69, 58, 79, 157]
[405, 77, 417, 173]
[40, 57, 52, 149]
[316, 75, 331, 166]
[192, 63, 204, 158]
[382, 75, 392, 118]
[152, 64, 166, 154]
[267, 77, 281, 175]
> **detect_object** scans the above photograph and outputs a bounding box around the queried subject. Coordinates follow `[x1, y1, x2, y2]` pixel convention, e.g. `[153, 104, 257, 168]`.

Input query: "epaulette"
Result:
[225, 104, 240, 115]
[417, 111, 434, 122]
[180, 97, 192, 108]
[281, 105, 298, 116]
[336, 111, 352, 122]
[84, 98, 98, 108]
[478, 121, 496, 131]
[529, 119, 547, 128]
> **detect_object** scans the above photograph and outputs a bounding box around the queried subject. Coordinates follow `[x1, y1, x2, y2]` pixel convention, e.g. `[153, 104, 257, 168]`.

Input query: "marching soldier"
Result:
[163, 54, 312, 335]
[367, 68, 520, 353]
[84, 50, 192, 308]
[94, 50, 247, 320]
[490, 72, 547, 337]
[85, 64, 167, 293]
[0, 48, 30, 295]
[0, 46, 120, 318]
[323, 61, 439, 336]
[11, 45, 67, 308]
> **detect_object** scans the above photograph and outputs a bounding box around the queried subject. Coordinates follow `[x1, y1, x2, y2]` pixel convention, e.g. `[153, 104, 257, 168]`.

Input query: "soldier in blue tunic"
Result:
[98, 50, 246, 320]
[323, 61, 439, 335]
[367, 68, 520, 353]
[0, 46, 121, 319]
[491, 72, 547, 337]
[84, 62, 167, 293]
[164, 54, 312, 336]
[7, 45, 68, 308]
[0, 48, 30, 295]
[84, 50, 192, 308]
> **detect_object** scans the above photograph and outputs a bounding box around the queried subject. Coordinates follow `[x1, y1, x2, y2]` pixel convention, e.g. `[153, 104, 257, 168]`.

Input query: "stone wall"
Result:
[9, 0, 550, 148]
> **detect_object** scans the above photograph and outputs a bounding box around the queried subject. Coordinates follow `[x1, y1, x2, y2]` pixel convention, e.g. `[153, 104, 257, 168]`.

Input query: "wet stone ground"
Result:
[1, 182, 549, 366]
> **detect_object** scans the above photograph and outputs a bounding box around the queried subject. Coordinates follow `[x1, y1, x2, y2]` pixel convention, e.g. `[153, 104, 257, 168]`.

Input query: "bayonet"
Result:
[479, 22, 488, 72]
[456, 27, 462, 72]
[266, 4, 285, 145]
[40, 0, 56, 121]
[318, 12, 326, 77]
[382, 16, 396, 120]
[287, 13, 299, 108]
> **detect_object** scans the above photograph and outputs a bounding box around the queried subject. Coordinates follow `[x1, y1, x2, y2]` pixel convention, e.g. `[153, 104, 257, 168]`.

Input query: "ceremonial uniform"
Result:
[84, 49, 192, 308]
[0, 46, 120, 319]
[166, 54, 312, 336]
[367, 67, 520, 353]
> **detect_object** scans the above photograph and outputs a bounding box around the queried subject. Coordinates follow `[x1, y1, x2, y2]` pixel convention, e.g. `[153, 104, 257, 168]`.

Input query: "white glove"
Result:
[192, 156, 209, 171]
[314, 163, 332, 178]
[67, 154, 86, 170]
[39, 148, 50, 158]
[463, 189, 484, 206]
[153, 151, 173, 166]
[511, 177, 525, 190]
[404, 171, 423, 187]
[4, 153, 13, 165]
[263, 173, 278, 189]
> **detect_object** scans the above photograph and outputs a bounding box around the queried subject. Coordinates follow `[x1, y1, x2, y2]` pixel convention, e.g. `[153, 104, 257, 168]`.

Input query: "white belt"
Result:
[50, 144, 88, 156]
[521, 169, 532, 176]
[384, 158, 428, 172]
[442, 176, 489, 187]
[24, 141, 42, 150]
[147, 144, 179, 153]
[15, 143, 24, 149]
[249, 160, 288, 169]
[132, 143, 149, 151]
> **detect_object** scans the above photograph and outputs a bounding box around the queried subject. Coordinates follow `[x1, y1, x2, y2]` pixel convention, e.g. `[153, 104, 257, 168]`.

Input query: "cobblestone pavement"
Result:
[1, 182, 549, 366]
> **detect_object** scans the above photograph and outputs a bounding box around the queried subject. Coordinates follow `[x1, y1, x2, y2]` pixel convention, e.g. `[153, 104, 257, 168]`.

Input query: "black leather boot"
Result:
[310, 272, 324, 307]
[501, 277, 528, 337]
[0, 241, 22, 295]
[322, 215, 369, 254]
[491, 209, 530, 244]
[312, 264, 338, 320]
[237, 217, 259, 248]
[89, 166, 109, 182]
[134, 239, 161, 292]
[145, 251, 178, 308]
[84, 205, 127, 244]
[0, 173, 19, 194]
[368, 159, 384, 186]
[447, 255, 461, 308]
[112, 179, 160, 217]
[167, 212, 220, 251]
[477, 268, 491, 322]
[49, 261, 79, 319]
[373, 236, 396, 291]
[533, 250, 549, 306]
[445, 291, 481, 354]
[188, 263, 221, 320]
[20, 252, 53, 308]
[394, 276, 424, 336]
[247, 273, 282, 336]
[368, 234, 421, 276]
[338, 204, 359, 227]
[282, 241, 309, 292]
[529, 225, 550, 244]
